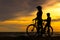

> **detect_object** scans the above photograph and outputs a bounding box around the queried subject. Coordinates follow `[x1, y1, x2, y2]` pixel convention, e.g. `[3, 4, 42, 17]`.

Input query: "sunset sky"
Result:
[0, 0, 60, 32]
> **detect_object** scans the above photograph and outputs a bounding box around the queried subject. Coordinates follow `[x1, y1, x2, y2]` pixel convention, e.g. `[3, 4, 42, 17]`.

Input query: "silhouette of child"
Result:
[44, 13, 51, 36]
[44, 13, 51, 26]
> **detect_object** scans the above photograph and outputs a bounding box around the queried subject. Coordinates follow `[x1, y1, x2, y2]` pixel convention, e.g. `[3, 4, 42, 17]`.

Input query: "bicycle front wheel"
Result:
[26, 24, 37, 36]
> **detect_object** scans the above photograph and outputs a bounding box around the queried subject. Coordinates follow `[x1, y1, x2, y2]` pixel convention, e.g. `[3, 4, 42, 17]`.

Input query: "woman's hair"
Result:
[36, 6, 42, 9]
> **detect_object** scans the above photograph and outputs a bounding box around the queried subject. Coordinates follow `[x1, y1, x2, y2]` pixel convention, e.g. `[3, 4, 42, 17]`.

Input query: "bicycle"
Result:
[26, 20, 53, 37]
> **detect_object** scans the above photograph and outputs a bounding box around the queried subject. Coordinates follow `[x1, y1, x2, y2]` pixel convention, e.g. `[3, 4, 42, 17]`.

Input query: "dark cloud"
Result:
[0, 0, 48, 21]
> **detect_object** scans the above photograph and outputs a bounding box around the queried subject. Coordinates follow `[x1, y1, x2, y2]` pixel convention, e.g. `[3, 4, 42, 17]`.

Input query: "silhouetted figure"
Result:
[33, 6, 43, 36]
[44, 13, 51, 36]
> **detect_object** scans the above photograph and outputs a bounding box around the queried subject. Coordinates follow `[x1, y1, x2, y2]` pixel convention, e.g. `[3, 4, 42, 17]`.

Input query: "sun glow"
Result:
[42, 3, 60, 19]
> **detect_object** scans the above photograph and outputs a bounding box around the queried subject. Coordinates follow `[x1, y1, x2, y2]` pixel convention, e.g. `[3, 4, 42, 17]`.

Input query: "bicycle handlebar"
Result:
[32, 19, 36, 24]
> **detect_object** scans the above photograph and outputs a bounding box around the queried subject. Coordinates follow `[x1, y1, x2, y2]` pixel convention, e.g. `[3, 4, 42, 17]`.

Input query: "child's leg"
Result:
[48, 25, 50, 36]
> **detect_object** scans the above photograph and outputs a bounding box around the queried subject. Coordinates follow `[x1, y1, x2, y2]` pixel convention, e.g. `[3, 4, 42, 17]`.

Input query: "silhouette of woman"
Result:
[33, 6, 43, 36]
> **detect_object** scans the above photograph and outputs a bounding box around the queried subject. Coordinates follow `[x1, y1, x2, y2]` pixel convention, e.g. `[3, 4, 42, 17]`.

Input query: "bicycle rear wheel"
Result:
[44, 26, 53, 36]
[26, 24, 37, 36]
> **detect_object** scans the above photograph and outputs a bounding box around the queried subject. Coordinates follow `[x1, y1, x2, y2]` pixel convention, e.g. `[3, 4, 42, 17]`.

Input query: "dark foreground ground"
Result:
[0, 32, 60, 40]
[0, 36, 60, 40]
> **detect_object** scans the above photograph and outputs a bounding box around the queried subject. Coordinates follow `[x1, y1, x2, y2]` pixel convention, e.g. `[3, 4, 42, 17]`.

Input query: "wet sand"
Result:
[0, 36, 60, 40]
[0, 32, 60, 40]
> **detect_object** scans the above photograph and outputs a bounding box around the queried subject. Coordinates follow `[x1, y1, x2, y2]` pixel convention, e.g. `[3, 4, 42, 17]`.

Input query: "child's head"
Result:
[47, 13, 50, 17]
